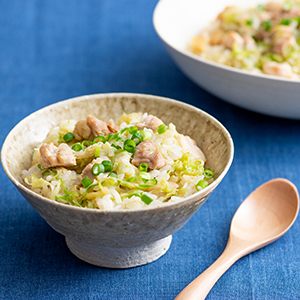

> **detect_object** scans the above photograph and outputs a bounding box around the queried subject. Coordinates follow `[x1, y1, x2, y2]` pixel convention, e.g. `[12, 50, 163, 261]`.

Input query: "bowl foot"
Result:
[66, 235, 172, 268]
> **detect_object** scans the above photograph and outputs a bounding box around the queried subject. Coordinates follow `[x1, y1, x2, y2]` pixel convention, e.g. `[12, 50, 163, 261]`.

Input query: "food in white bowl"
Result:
[153, 0, 300, 119]
[189, 1, 300, 79]
[22, 112, 214, 210]
[1, 93, 233, 268]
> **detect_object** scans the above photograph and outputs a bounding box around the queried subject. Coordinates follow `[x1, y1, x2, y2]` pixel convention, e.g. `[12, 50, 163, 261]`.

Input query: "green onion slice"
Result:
[196, 180, 208, 191]
[82, 140, 93, 148]
[111, 144, 121, 150]
[246, 19, 253, 26]
[108, 172, 117, 178]
[81, 177, 93, 188]
[92, 163, 105, 176]
[131, 132, 143, 145]
[141, 194, 153, 205]
[204, 169, 214, 179]
[72, 143, 83, 152]
[280, 18, 292, 25]
[63, 132, 75, 143]
[139, 163, 148, 172]
[263, 20, 272, 31]
[93, 135, 106, 143]
[123, 139, 136, 153]
[128, 126, 138, 134]
[157, 124, 167, 134]
[102, 160, 113, 172]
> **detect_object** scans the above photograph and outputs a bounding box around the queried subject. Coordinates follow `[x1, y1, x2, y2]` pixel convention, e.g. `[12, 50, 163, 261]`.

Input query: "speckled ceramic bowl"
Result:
[1, 93, 234, 268]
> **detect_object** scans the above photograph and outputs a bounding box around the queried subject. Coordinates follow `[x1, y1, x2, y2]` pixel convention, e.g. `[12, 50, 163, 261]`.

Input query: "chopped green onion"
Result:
[37, 163, 51, 175]
[81, 177, 93, 188]
[92, 163, 105, 176]
[128, 126, 138, 134]
[106, 134, 117, 142]
[280, 18, 292, 25]
[141, 194, 153, 205]
[63, 132, 75, 143]
[93, 135, 106, 143]
[108, 172, 117, 178]
[95, 147, 101, 157]
[246, 19, 253, 26]
[142, 130, 152, 141]
[72, 143, 83, 152]
[82, 140, 93, 148]
[123, 139, 136, 153]
[157, 124, 167, 134]
[139, 163, 148, 172]
[102, 160, 113, 172]
[131, 132, 143, 145]
[111, 144, 121, 150]
[196, 180, 208, 191]
[204, 169, 214, 179]
[263, 20, 272, 31]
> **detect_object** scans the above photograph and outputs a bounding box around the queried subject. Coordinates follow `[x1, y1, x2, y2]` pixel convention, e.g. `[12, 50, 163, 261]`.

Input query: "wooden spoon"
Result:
[175, 178, 299, 300]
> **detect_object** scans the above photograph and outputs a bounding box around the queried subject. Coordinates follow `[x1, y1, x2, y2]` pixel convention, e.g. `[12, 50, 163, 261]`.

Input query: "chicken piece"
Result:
[177, 135, 206, 162]
[266, 2, 300, 21]
[262, 61, 297, 78]
[132, 140, 167, 170]
[137, 114, 164, 132]
[107, 121, 119, 133]
[217, 6, 236, 21]
[73, 120, 93, 141]
[265, 2, 283, 18]
[209, 30, 224, 46]
[271, 34, 297, 57]
[86, 115, 119, 137]
[79, 158, 104, 182]
[282, 5, 300, 19]
[222, 31, 244, 50]
[39, 143, 76, 169]
[191, 32, 209, 52]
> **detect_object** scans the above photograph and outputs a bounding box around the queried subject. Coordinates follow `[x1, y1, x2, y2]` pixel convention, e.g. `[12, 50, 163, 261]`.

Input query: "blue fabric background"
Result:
[1, 0, 300, 299]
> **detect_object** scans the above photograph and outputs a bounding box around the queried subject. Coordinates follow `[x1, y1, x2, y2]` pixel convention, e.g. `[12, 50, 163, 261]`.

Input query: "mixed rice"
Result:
[189, 0, 300, 79]
[22, 112, 214, 210]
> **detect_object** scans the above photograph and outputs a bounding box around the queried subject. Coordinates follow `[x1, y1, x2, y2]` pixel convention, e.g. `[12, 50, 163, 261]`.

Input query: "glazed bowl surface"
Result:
[1, 93, 234, 268]
[153, 0, 300, 119]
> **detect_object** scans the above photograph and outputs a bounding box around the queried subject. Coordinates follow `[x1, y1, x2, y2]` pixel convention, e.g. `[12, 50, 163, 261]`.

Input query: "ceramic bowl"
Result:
[153, 0, 300, 119]
[1, 93, 234, 268]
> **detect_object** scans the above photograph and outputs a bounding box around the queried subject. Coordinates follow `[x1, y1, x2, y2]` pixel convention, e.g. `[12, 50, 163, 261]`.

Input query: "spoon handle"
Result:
[175, 238, 247, 300]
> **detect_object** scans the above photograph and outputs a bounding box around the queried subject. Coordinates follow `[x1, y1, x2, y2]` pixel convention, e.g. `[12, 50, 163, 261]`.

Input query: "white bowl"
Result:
[153, 0, 300, 119]
[1, 93, 234, 268]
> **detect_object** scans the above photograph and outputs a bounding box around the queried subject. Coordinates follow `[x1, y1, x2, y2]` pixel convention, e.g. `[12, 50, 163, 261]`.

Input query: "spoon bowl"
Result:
[175, 178, 299, 300]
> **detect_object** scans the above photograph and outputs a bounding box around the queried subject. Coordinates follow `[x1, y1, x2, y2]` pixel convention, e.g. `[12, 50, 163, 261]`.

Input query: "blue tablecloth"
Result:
[1, 1, 300, 299]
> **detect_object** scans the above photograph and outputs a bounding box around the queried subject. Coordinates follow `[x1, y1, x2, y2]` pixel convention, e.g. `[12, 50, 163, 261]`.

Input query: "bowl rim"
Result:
[1, 92, 234, 214]
[153, 0, 300, 83]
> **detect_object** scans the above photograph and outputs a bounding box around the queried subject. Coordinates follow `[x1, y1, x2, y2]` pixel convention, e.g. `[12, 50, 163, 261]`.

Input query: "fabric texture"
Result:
[0, 1, 300, 299]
